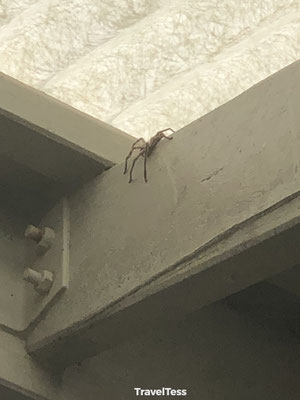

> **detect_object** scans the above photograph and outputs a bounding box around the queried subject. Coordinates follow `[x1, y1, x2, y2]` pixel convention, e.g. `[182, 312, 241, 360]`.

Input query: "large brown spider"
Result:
[123, 128, 175, 183]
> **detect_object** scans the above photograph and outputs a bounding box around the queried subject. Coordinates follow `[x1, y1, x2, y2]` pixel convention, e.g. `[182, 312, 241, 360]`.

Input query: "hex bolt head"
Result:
[24, 225, 55, 255]
[24, 225, 43, 242]
[23, 268, 54, 294]
[37, 227, 56, 255]
[23, 268, 42, 285]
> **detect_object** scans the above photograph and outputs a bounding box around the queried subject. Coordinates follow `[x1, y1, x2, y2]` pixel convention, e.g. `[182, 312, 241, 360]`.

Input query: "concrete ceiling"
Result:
[0, 1, 299, 139]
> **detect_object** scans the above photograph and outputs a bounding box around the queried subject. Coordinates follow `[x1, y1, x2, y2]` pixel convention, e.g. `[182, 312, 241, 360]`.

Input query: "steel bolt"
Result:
[24, 225, 43, 243]
[24, 225, 55, 255]
[23, 268, 54, 294]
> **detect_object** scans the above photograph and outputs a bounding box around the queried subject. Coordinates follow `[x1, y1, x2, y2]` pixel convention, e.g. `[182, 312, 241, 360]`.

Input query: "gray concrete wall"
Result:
[2, 285, 300, 400]
[0, 330, 59, 400]
[0, 61, 299, 399]
[0, 71, 135, 333]
[0, 198, 31, 331]
[27, 61, 300, 356]
[0, 72, 135, 166]
[60, 301, 300, 400]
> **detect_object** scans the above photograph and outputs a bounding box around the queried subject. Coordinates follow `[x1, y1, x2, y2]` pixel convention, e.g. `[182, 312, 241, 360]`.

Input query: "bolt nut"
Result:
[37, 227, 55, 255]
[23, 268, 54, 294]
[24, 225, 43, 242]
[24, 225, 55, 255]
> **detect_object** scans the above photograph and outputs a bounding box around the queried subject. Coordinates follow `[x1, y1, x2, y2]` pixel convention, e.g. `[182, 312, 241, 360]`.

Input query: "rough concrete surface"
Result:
[0, 72, 135, 167]
[60, 301, 300, 400]
[0, 0, 299, 139]
[0, 197, 35, 331]
[0, 330, 59, 400]
[26, 61, 300, 362]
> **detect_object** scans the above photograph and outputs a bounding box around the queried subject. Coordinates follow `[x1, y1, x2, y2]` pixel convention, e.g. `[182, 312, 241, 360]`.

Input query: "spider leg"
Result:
[163, 134, 173, 140]
[144, 143, 149, 183]
[124, 149, 133, 174]
[160, 132, 174, 140]
[129, 151, 144, 183]
[123, 138, 145, 174]
[133, 137, 146, 146]
[157, 128, 175, 136]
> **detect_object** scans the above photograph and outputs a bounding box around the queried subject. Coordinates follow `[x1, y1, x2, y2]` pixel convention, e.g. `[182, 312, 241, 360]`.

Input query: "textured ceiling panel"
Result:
[0, 0, 299, 139]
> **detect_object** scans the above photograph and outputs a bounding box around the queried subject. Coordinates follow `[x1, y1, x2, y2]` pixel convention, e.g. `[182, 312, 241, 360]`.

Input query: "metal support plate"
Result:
[24, 197, 70, 330]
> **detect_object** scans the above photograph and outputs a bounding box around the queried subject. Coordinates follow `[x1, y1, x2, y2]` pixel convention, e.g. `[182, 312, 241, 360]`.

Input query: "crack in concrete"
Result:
[200, 167, 224, 183]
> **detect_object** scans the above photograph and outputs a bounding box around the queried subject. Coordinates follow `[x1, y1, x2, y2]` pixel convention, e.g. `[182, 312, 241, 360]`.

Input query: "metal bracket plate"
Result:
[24, 197, 70, 329]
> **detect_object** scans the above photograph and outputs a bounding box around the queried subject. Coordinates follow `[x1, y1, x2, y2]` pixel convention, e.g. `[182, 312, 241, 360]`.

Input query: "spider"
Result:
[123, 128, 175, 183]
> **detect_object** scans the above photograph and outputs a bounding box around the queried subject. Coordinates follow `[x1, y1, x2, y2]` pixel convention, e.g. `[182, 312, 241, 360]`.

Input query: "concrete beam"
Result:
[0, 72, 135, 219]
[0, 329, 100, 400]
[269, 264, 300, 297]
[26, 60, 300, 367]
[0, 330, 59, 400]
[0, 72, 135, 168]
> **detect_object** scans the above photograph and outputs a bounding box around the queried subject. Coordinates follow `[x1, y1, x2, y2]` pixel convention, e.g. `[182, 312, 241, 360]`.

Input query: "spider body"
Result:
[123, 128, 174, 183]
